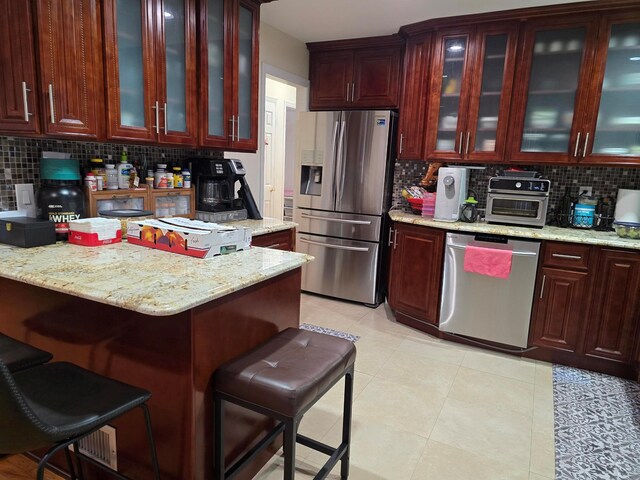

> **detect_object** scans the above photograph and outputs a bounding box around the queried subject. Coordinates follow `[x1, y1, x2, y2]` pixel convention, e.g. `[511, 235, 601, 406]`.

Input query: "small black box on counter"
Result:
[0, 217, 57, 248]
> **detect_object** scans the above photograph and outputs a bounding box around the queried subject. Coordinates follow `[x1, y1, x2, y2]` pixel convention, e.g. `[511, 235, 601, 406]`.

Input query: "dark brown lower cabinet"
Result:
[251, 229, 295, 251]
[387, 223, 444, 325]
[583, 249, 640, 363]
[530, 267, 588, 353]
[528, 243, 640, 377]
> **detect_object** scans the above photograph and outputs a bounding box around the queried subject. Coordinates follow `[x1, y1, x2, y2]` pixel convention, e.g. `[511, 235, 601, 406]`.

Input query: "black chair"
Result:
[0, 333, 53, 372]
[0, 358, 161, 480]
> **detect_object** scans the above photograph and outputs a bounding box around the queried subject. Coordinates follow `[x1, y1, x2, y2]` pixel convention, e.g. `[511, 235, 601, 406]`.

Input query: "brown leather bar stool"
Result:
[213, 327, 356, 480]
[0, 333, 53, 372]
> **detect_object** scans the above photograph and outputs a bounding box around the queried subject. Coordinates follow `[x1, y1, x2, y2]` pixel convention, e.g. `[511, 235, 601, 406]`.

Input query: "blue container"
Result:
[40, 157, 80, 181]
[573, 203, 596, 228]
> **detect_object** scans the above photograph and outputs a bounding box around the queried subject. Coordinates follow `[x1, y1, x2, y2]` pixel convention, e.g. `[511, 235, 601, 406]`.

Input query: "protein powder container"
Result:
[37, 155, 85, 241]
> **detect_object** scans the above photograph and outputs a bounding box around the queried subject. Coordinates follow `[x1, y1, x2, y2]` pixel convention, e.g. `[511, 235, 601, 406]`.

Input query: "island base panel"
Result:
[0, 268, 302, 480]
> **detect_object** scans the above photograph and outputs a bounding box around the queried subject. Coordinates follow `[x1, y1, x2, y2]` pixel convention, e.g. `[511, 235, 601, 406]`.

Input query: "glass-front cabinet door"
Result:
[508, 17, 599, 163]
[104, 0, 157, 141]
[465, 24, 518, 162]
[424, 30, 472, 160]
[157, 0, 197, 145]
[233, 1, 258, 150]
[104, 0, 195, 144]
[583, 14, 640, 164]
[201, 0, 259, 151]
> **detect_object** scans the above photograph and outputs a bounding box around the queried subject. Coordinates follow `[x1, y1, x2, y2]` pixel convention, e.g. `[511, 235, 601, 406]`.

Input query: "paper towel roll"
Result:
[615, 189, 640, 223]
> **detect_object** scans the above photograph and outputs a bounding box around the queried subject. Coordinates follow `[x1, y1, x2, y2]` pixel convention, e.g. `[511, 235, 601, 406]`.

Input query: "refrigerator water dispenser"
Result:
[300, 165, 323, 196]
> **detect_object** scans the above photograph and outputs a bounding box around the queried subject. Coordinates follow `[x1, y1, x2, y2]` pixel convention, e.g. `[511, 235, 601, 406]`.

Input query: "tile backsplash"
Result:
[392, 160, 640, 215]
[0, 136, 222, 210]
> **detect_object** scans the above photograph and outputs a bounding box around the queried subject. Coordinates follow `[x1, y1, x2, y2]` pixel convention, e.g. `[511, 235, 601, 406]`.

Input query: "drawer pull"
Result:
[552, 253, 582, 260]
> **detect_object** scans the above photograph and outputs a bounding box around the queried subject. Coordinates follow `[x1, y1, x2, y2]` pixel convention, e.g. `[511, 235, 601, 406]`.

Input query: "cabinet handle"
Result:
[465, 132, 470, 155]
[48, 84, 55, 124]
[229, 116, 236, 142]
[351, 82, 355, 102]
[163, 102, 168, 135]
[388, 227, 394, 247]
[21, 82, 32, 122]
[346, 83, 350, 102]
[458, 132, 463, 154]
[152, 101, 159, 134]
[574, 132, 581, 157]
[539, 274, 546, 299]
[399, 134, 404, 154]
[582, 132, 590, 158]
[393, 228, 398, 250]
[237, 115, 240, 141]
[552, 253, 582, 260]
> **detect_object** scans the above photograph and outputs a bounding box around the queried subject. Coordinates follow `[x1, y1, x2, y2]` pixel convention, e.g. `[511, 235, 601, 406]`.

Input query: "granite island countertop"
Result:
[389, 210, 640, 251]
[226, 217, 297, 236]
[0, 242, 312, 316]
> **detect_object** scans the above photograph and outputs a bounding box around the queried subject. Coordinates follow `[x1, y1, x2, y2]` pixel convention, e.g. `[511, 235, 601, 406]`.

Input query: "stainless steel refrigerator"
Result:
[294, 110, 396, 306]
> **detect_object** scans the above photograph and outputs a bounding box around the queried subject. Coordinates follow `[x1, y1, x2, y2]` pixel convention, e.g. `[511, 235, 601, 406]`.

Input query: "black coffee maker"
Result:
[192, 158, 262, 222]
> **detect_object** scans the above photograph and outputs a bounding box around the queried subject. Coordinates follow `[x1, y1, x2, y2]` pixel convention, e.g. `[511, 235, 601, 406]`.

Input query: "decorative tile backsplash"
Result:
[392, 160, 640, 215]
[0, 136, 223, 210]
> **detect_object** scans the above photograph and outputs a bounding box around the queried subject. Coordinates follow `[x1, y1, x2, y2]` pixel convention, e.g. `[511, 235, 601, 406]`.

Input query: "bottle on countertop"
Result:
[173, 167, 183, 188]
[118, 150, 134, 189]
[90, 158, 107, 189]
[105, 163, 119, 190]
[155, 163, 168, 189]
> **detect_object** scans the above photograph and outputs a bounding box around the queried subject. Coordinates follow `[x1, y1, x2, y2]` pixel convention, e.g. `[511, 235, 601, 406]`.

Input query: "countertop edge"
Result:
[0, 244, 313, 316]
[388, 210, 640, 251]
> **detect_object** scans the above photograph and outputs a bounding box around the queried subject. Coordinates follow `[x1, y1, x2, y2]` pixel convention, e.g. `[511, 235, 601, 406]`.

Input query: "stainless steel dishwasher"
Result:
[439, 232, 541, 348]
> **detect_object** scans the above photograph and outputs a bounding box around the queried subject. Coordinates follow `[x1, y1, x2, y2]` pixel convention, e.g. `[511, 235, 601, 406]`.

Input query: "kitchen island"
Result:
[0, 240, 312, 480]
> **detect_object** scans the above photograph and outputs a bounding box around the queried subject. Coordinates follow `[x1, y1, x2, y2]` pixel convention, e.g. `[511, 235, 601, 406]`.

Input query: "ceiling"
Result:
[261, 0, 589, 43]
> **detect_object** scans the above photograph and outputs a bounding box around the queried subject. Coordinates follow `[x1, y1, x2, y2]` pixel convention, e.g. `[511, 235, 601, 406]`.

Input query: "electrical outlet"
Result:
[15, 184, 36, 218]
[579, 186, 593, 197]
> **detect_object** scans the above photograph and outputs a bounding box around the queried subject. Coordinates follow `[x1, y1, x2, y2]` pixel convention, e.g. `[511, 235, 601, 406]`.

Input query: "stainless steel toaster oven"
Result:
[485, 176, 551, 228]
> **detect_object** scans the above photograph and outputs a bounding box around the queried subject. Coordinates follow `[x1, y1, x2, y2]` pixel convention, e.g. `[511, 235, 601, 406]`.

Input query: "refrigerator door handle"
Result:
[330, 119, 340, 206]
[300, 212, 372, 225]
[299, 237, 370, 252]
[335, 120, 347, 208]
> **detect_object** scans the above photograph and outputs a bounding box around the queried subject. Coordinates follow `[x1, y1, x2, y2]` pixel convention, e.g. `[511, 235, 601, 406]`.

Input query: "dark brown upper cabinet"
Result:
[199, 0, 260, 152]
[0, 0, 103, 139]
[308, 36, 403, 111]
[0, 0, 40, 135]
[398, 33, 431, 160]
[103, 0, 198, 145]
[580, 12, 640, 165]
[424, 23, 518, 163]
[507, 15, 601, 164]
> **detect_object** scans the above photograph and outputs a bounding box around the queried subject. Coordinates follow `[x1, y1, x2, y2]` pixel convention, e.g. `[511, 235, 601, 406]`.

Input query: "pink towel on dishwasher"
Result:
[463, 245, 513, 279]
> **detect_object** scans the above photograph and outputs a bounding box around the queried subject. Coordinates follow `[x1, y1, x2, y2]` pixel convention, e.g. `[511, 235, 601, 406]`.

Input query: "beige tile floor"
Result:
[255, 293, 555, 480]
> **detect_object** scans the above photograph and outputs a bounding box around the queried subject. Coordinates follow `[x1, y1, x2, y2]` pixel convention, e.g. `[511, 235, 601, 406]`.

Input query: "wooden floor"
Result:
[0, 454, 64, 480]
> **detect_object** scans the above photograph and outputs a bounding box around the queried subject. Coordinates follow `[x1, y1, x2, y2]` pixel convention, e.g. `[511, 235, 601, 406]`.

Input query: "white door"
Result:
[263, 97, 284, 219]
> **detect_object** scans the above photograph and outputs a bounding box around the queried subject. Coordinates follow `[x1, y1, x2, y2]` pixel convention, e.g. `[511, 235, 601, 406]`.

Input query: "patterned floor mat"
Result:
[299, 323, 360, 342]
[554, 365, 640, 479]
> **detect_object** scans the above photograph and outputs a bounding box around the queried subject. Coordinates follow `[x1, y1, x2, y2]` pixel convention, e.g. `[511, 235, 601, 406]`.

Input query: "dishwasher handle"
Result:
[447, 243, 538, 257]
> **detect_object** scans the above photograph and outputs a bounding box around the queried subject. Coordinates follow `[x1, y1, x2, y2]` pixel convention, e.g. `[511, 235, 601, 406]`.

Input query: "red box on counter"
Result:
[68, 229, 122, 246]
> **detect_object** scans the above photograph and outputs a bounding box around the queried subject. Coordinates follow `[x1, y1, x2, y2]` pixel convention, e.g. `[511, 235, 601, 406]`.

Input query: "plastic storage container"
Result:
[573, 203, 596, 228]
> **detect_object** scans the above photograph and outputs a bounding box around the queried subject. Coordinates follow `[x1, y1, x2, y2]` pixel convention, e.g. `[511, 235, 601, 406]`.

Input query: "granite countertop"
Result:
[0, 242, 312, 316]
[226, 217, 297, 237]
[389, 210, 640, 251]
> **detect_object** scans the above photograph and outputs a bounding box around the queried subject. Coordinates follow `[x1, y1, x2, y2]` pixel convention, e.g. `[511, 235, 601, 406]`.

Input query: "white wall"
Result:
[225, 22, 309, 210]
